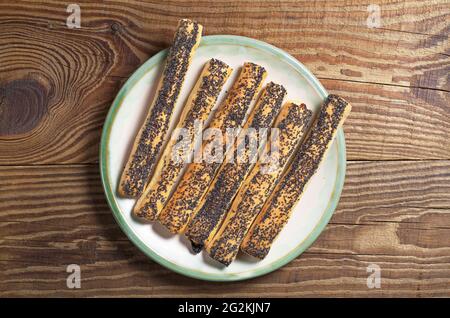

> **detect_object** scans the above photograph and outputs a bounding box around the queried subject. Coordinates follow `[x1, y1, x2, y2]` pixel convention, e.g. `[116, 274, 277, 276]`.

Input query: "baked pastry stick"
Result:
[241, 95, 352, 259]
[118, 19, 203, 198]
[185, 82, 287, 251]
[133, 59, 232, 220]
[159, 62, 267, 234]
[206, 102, 312, 265]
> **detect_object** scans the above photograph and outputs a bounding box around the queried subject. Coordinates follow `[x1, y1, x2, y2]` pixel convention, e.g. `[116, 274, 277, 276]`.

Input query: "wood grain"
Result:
[1, 0, 449, 297]
[0, 162, 448, 297]
[0, 0, 449, 163]
[324, 80, 450, 160]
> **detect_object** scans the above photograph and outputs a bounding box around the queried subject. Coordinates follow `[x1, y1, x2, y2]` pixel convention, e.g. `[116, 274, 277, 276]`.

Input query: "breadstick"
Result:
[185, 82, 287, 251]
[159, 62, 267, 234]
[118, 19, 202, 197]
[241, 94, 351, 259]
[133, 59, 232, 220]
[206, 102, 312, 265]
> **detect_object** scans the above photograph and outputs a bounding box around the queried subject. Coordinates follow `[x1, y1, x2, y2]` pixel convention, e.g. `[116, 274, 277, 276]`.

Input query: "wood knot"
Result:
[0, 78, 49, 136]
[111, 22, 122, 34]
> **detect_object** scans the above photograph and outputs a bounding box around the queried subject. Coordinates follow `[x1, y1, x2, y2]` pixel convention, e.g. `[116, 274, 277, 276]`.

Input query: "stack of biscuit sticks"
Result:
[118, 19, 352, 266]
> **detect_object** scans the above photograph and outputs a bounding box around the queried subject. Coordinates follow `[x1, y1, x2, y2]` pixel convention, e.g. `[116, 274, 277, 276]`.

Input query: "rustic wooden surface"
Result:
[0, 0, 449, 297]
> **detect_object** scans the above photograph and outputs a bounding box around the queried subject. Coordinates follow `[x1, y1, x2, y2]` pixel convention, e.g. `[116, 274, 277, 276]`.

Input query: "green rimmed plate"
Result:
[100, 35, 346, 281]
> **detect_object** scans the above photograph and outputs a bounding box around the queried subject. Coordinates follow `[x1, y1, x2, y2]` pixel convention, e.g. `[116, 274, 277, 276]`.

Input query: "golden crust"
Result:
[241, 95, 352, 260]
[205, 102, 312, 265]
[158, 62, 267, 234]
[133, 59, 232, 220]
[118, 19, 203, 198]
[185, 82, 287, 250]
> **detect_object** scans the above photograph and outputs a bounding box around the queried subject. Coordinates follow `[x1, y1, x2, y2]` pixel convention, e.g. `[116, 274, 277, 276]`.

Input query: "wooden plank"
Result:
[0, 0, 449, 298]
[1, 252, 449, 297]
[324, 80, 450, 160]
[1, 0, 447, 89]
[0, 1, 449, 164]
[0, 162, 449, 297]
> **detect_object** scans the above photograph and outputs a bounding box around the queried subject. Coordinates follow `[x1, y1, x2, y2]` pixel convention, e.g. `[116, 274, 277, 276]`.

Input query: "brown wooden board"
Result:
[0, 0, 449, 297]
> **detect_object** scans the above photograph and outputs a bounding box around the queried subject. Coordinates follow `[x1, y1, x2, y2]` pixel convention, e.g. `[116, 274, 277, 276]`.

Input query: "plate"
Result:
[100, 35, 346, 281]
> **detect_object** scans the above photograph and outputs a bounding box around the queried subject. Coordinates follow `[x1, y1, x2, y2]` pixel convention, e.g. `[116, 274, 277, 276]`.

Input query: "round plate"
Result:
[100, 35, 346, 281]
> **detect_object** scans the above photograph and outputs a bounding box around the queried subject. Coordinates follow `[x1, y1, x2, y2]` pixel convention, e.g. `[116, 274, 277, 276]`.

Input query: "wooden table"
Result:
[1, 0, 449, 297]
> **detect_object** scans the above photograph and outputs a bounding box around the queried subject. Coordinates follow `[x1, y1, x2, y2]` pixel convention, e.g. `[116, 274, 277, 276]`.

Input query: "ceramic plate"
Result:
[100, 35, 346, 281]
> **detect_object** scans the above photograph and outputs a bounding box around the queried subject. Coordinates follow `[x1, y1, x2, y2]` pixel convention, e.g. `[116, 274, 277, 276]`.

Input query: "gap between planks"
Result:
[1, 159, 449, 167]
